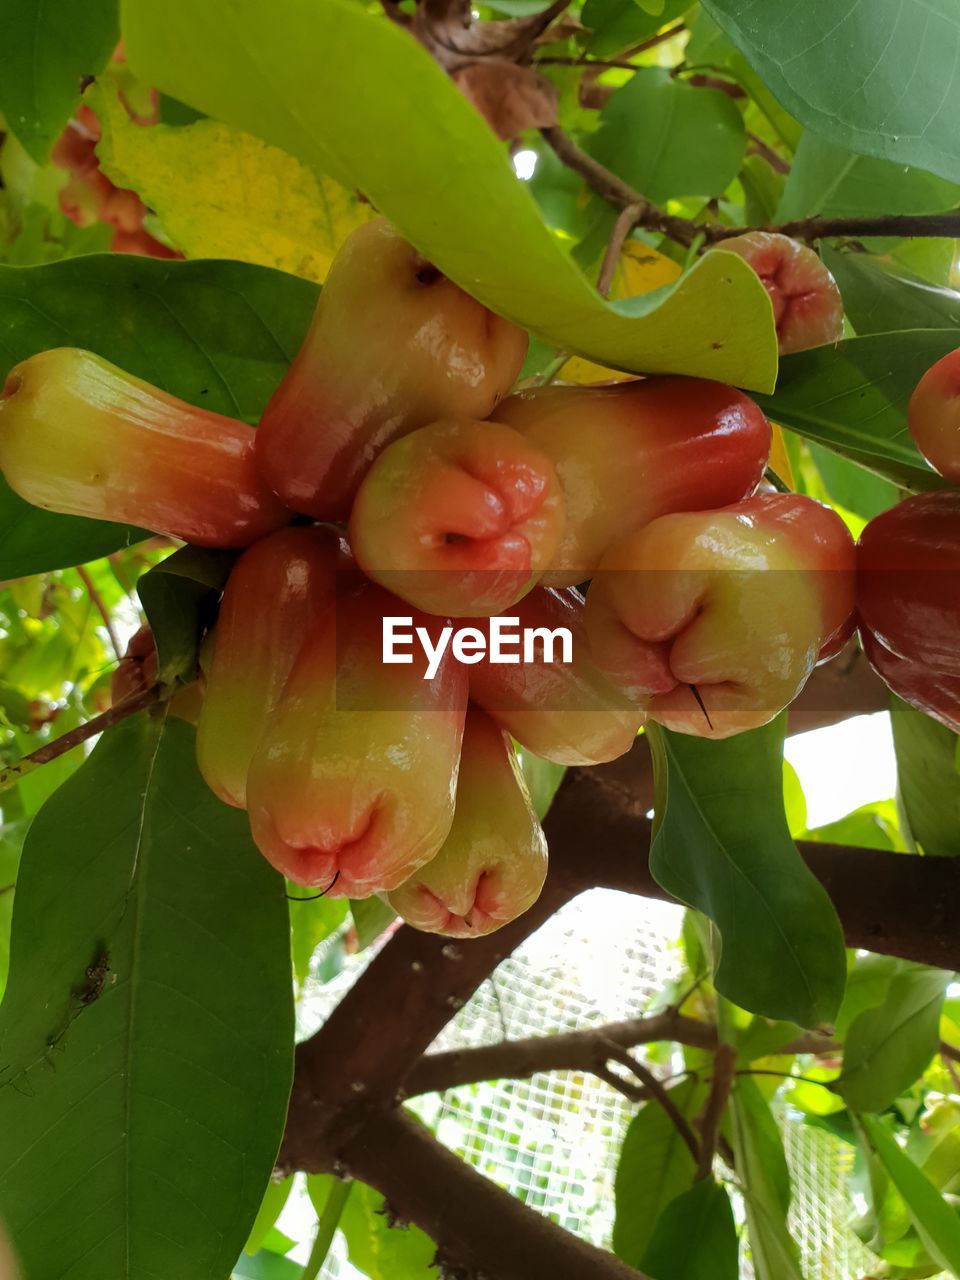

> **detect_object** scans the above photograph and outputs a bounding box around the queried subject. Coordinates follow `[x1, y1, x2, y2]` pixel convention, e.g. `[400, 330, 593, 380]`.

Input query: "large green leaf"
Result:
[0, 0, 119, 161]
[338, 1177, 435, 1279]
[640, 1178, 739, 1280]
[0, 714, 294, 1279]
[649, 719, 846, 1026]
[825, 250, 960, 336]
[122, 0, 779, 391]
[588, 69, 747, 204]
[860, 1115, 960, 1275]
[756, 332, 959, 492]
[838, 965, 950, 1113]
[701, 0, 960, 184]
[890, 697, 960, 858]
[138, 544, 237, 685]
[777, 134, 960, 222]
[0, 255, 316, 580]
[613, 1078, 703, 1267]
[730, 1075, 803, 1280]
[582, 0, 692, 57]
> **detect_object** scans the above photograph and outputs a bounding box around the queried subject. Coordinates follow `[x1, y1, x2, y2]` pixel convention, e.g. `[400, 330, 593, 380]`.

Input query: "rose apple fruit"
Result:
[907, 348, 960, 483]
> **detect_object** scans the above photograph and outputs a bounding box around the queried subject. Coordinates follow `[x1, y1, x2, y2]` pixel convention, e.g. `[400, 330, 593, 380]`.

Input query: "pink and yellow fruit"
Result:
[387, 707, 548, 937]
[245, 583, 468, 896]
[907, 348, 960, 483]
[196, 527, 342, 808]
[255, 218, 528, 519]
[493, 377, 771, 584]
[349, 418, 564, 616]
[467, 586, 643, 765]
[0, 348, 289, 547]
[708, 232, 844, 355]
[585, 493, 856, 739]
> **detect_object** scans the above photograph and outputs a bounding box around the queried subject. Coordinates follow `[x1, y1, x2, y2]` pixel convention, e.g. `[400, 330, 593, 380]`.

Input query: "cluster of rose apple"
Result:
[0, 217, 955, 937]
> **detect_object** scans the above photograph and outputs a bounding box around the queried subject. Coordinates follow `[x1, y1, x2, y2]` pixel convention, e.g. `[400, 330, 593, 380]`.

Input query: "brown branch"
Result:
[0, 685, 160, 793]
[746, 130, 790, 176]
[696, 1045, 736, 1179]
[405, 1009, 715, 1096]
[605, 1044, 700, 1161]
[941, 1041, 960, 1065]
[597, 202, 642, 296]
[75, 565, 123, 662]
[707, 212, 960, 244]
[331, 1107, 649, 1280]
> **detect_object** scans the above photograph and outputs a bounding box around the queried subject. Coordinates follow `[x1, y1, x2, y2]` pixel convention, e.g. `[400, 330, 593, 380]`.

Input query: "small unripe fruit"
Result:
[246, 584, 468, 896]
[586, 493, 856, 739]
[708, 232, 844, 354]
[387, 707, 548, 937]
[907, 348, 960, 482]
[0, 349, 289, 547]
[494, 377, 771, 584]
[255, 218, 528, 519]
[196, 527, 342, 808]
[349, 418, 564, 616]
[467, 586, 643, 765]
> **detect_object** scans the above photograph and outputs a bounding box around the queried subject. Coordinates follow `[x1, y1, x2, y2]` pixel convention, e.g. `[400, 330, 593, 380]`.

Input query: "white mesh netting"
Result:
[289, 888, 896, 1279]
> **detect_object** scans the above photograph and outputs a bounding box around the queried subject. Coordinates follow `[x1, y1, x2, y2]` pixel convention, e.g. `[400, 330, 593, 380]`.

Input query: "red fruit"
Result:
[111, 624, 201, 723]
[467, 586, 643, 765]
[585, 493, 856, 739]
[907, 348, 960, 483]
[245, 583, 468, 895]
[0, 348, 290, 548]
[255, 217, 528, 519]
[493, 377, 771, 584]
[857, 492, 960, 728]
[708, 232, 844, 355]
[349, 418, 564, 616]
[110, 228, 182, 259]
[196, 527, 342, 808]
[387, 707, 548, 937]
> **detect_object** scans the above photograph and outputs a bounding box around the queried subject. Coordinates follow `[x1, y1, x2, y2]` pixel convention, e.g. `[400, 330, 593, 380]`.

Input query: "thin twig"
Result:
[696, 1045, 736, 1179]
[708, 212, 960, 244]
[602, 1040, 701, 1162]
[0, 685, 160, 793]
[941, 1041, 960, 1064]
[596, 202, 642, 296]
[746, 130, 790, 176]
[75, 565, 123, 662]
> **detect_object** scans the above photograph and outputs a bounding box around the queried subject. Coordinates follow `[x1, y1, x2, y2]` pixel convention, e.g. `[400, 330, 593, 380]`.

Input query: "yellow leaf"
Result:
[90, 79, 371, 282]
[768, 423, 795, 490]
[560, 242, 683, 384]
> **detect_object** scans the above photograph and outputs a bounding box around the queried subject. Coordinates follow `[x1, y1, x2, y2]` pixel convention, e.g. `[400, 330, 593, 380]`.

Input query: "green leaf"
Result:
[777, 133, 960, 222]
[806, 444, 899, 523]
[290, 895, 349, 988]
[122, 0, 779, 391]
[582, 0, 692, 58]
[825, 250, 960, 336]
[649, 719, 846, 1026]
[0, 0, 119, 161]
[0, 254, 316, 580]
[803, 800, 905, 855]
[701, 0, 960, 183]
[730, 1075, 803, 1280]
[640, 1178, 739, 1280]
[839, 965, 950, 1113]
[613, 1077, 704, 1267]
[338, 1179, 435, 1279]
[755, 332, 960, 493]
[588, 68, 747, 204]
[518, 750, 566, 820]
[233, 1251, 301, 1280]
[244, 1177, 295, 1257]
[0, 714, 294, 1280]
[890, 697, 960, 858]
[859, 1115, 960, 1274]
[351, 896, 397, 950]
[138, 544, 237, 685]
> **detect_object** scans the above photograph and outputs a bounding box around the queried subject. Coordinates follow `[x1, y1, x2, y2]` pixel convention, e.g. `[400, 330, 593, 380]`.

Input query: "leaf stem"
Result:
[75, 565, 124, 662]
[301, 1179, 353, 1280]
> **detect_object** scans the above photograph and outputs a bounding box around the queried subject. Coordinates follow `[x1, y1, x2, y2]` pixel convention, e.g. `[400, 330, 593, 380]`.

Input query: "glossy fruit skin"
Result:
[585, 493, 856, 739]
[387, 707, 547, 937]
[349, 418, 564, 616]
[196, 527, 342, 808]
[907, 348, 960, 482]
[859, 629, 960, 734]
[857, 492, 960, 728]
[0, 349, 289, 547]
[246, 583, 468, 896]
[255, 218, 528, 519]
[467, 586, 643, 765]
[494, 377, 771, 585]
[709, 232, 844, 355]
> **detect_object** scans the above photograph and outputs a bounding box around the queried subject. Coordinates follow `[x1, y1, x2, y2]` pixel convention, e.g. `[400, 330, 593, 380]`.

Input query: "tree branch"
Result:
[0, 685, 161, 794]
[605, 1044, 700, 1161]
[324, 1107, 649, 1280]
[75, 565, 123, 662]
[695, 1045, 736, 1179]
